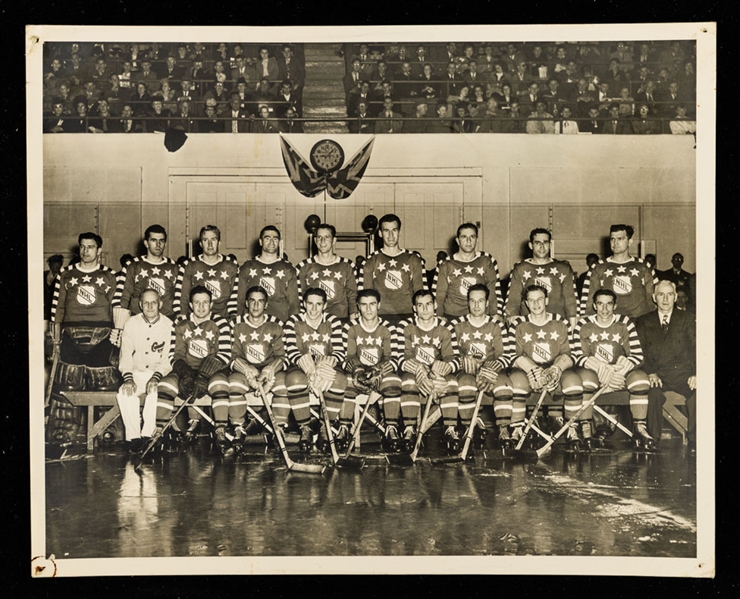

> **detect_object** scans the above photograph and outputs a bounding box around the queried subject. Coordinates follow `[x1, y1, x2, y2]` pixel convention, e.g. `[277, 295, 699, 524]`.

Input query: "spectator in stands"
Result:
[117, 103, 142, 133]
[610, 42, 634, 72]
[44, 58, 66, 95]
[344, 58, 364, 97]
[404, 99, 430, 133]
[132, 81, 152, 110]
[91, 57, 112, 90]
[80, 81, 101, 109]
[375, 97, 403, 133]
[347, 100, 373, 134]
[601, 102, 630, 134]
[501, 100, 526, 133]
[542, 77, 568, 116]
[118, 60, 134, 89]
[153, 79, 178, 114]
[255, 46, 279, 83]
[657, 81, 687, 126]
[348, 80, 372, 116]
[676, 60, 696, 101]
[526, 44, 548, 80]
[452, 103, 474, 133]
[189, 57, 207, 89]
[520, 81, 541, 113]
[200, 104, 221, 133]
[503, 43, 526, 74]
[617, 84, 635, 117]
[669, 104, 696, 135]
[600, 58, 629, 97]
[467, 84, 487, 118]
[210, 60, 229, 85]
[234, 78, 253, 112]
[177, 77, 200, 105]
[208, 80, 230, 109]
[644, 254, 657, 273]
[170, 99, 197, 132]
[65, 52, 88, 88]
[476, 97, 506, 133]
[87, 99, 115, 133]
[55, 82, 74, 115]
[277, 45, 305, 98]
[659, 253, 692, 292]
[231, 56, 254, 86]
[253, 77, 276, 106]
[66, 99, 89, 133]
[370, 60, 390, 85]
[555, 105, 579, 134]
[526, 100, 555, 134]
[394, 61, 416, 99]
[44, 99, 68, 133]
[634, 79, 659, 115]
[224, 93, 251, 133]
[416, 63, 441, 100]
[145, 98, 170, 133]
[580, 105, 604, 134]
[428, 102, 453, 133]
[463, 60, 486, 86]
[494, 82, 515, 111]
[160, 55, 184, 82]
[635, 43, 657, 67]
[596, 81, 614, 111]
[574, 77, 597, 117]
[411, 44, 429, 77]
[274, 79, 301, 117]
[279, 107, 304, 133]
[631, 102, 661, 134]
[252, 104, 279, 133]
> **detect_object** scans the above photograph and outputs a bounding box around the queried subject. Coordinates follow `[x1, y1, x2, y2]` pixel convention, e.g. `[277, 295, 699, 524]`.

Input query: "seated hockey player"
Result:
[398, 290, 460, 452]
[154, 285, 231, 448]
[572, 289, 654, 450]
[223, 286, 287, 456]
[116, 289, 173, 453]
[282, 287, 350, 453]
[342, 289, 403, 451]
[450, 284, 513, 452]
[509, 284, 583, 449]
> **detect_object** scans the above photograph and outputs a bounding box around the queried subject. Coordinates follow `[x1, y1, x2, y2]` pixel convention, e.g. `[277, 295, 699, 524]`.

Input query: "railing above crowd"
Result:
[42, 40, 697, 135]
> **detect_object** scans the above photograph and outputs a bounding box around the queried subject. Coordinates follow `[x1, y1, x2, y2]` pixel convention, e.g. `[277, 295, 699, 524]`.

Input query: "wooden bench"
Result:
[61, 391, 212, 452]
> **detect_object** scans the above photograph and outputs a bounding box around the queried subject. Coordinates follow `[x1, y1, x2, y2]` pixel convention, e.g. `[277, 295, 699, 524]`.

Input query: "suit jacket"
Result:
[223, 110, 251, 133]
[375, 111, 404, 133]
[348, 114, 374, 134]
[635, 309, 695, 394]
[601, 117, 631, 134]
[251, 118, 279, 133]
[277, 58, 305, 89]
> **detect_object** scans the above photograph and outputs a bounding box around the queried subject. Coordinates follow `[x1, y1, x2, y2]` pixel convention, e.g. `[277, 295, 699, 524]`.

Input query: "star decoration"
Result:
[452, 269, 462, 277]
[522, 271, 531, 281]
[550, 267, 559, 276]
[600, 331, 610, 340]
[421, 334, 431, 344]
[139, 269, 148, 279]
[263, 333, 273, 343]
[611, 333, 621, 343]
[322, 268, 331, 277]
[151, 266, 161, 275]
[536, 330, 547, 339]
[432, 337, 441, 347]
[559, 274, 566, 283]
[205, 330, 215, 341]
[377, 263, 386, 272]
[389, 259, 398, 268]
[184, 329, 193, 339]
[461, 333, 470, 342]
[239, 333, 247, 343]
[164, 270, 173, 279]
[477, 267, 485, 276]
[302, 333, 310, 343]
[207, 268, 217, 277]
[604, 269, 613, 278]
[550, 331, 560, 340]
[472, 331, 482, 339]
[276, 270, 285, 279]
[464, 265, 473, 273]
[617, 265, 627, 273]
[250, 331, 260, 341]
[402, 264, 410, 272]
[82, 275, 92, 283]
[220, 271, 230, 280]
[334, 271, 343, 280]
[262, 268, 272, 275]
[523, 333, 533, 343]
[311, 331, 320, 341]
[630, 268, 640, 277]
[536, 267, 545, 275]
[105, 285, 111, 293]
[484, 333, 493, 343]
[322, 334, 331, 343]
[310, 272, 319, 280]
[412, 335, 420, 345]
[194, 271, 204, 281]
[589, 333, 598, 343]
[249, 269, 258, 277]
[96, 277, 105, 286]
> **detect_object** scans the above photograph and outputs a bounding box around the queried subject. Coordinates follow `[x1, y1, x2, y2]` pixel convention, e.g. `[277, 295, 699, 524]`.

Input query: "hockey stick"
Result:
[45, 331, 61, 409]
[387, 390, 436, 465]
[593, 404, 633, 438]
[246, 404, 300, 444]
[536, 386, 608, 458]
[432, 389, 486, 464]
[317, 390, 341, 466]
[257, 382, 325, 474]
[337, 391, 382, 469]
[133, 391, 195, 474]
[514, 387, 549, 451]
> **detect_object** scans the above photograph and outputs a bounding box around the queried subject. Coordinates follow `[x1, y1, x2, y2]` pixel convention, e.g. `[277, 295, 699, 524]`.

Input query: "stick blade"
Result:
[337, 455, 366, 470]
[385, 453, 414, 466]
[430, 455, 464, 465]
[287, 462, 327, 474]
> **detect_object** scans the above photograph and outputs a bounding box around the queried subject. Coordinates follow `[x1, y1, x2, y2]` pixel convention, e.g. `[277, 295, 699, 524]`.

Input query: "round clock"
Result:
[310, 139, 345, 173]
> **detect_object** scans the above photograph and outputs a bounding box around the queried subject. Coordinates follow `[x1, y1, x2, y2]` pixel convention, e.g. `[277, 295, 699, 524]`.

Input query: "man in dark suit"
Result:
[635, 280, 697, 454]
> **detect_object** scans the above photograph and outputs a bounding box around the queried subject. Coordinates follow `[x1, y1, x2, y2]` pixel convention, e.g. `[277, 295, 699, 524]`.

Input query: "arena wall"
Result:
[42, 134, 696, 277]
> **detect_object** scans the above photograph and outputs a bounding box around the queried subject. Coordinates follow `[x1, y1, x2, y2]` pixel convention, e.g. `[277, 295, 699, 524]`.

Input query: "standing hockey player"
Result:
[505, 228, 579, 330]
[154, 286, 231, 447]
[236, 226, 300, 324]
[296, 224, 359, 320]
[48, 232, 119, 445]
[509, 285, 583, 449]
[174, 225, 239, 320]
[580, 224, 657, 319]
[433, 223, 503, 319]
[282, 288, 349, 452]
[113, 224, 179, 320]
[116, 289, 173, 452]
[226, 286, 287, 455]
[450, 284, 513, 451]
[398, 290, 460, 451]
[362, 214, 426, 326]
[343, 289, 403, 450]
[572, 289, 654, 450]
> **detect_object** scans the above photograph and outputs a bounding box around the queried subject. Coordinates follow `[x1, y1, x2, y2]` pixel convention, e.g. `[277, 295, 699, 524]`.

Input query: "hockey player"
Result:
[362, 214, 426, 326]
[154, 285, 231, 447]
[225, 286, 287, 454]
[235, 226, 300, 324]
[116, 289, 173, 452]
[572, 289, 654, 450]
[343, 289, 403, 450]
[282, 288, 349, 452]
[174, 225, 239, 320]
[450, 284, 513, 451]
[48, 232, 119, 445]
[580, 224, 657, 319]
[433, 223, 503, 319]
[398, 290, 460, 451]
[505, 228, 579, 330]
[112, 224, 179, 320]
[296, 223, 359, 320]
[509, 284, 583, 448]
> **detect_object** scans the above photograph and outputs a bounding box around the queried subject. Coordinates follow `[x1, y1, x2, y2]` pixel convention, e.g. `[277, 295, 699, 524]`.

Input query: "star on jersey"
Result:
[402, 264, 410, 272]
[302, 333, 310, 342]
[600, 331, 610, 340]
[611, 333, 621, 342]
[239, 333, 247, 343]
[323, 334, 331, 343]
[184, 329, 193, 339]
[136, 269, 147, 281]
[96, 277, 105, 286]
[250, 331, 260, 341]
[311, 331, 320, 341]
[205, 330, 214, 341]
[82, 275, 92, 283]
[151, 266, 161, 275]
[536, 267, 545, 275]
[536, 330, 547, 339]
[559, 273, 566, 283]
[334, 271, 343, 280]
[617, 266, 627, 273]
[164, 270, 174, 280]
[376, 263, 386, 272]
[421, 334, 431, 344]
[68, 277, 79, 286]
[322, 269, 331, 277]
[249, 269, 258, 277]
[522, 271, 532, 281]
[472, 331, 482, 339]
[310, 272, 319, 280]
[389, 259, 398, 268]
[550, 267, 559, 276]
[589, 333, 599, 343]
[477, 267, 485, 276]
[484, 333, 493, 343]
[194, 271, 204, 281]
[220, 271, 230, 280]
[523, 333, 533, 343]
[461, 333, 470, 342]
[550, 331, 560, 340]
[207, 268, 217, 277]
[630, 268, 640, 277]
[452, 269, 462, 277]
[262, 268, 272, 275]
[464, 265, 473, 273]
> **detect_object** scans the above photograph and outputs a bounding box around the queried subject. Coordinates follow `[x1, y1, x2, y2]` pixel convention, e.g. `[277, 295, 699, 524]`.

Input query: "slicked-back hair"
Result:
[303, 287, 327, 304]
[357, 288, 381, 304]
[379, 214, 401, 230]
[610, 224, 634, 239]
[145, 224, 167, 241]
[593, 289, 617, 304]
[457, 222, 478, 237]
[315, 224, 336, 239]
[78, 232, 102, 248]
[412, 289, 434, 306]
[529, 228, 551, 243]
[246, 286, 269, 303]
[523, 284, 548, 302]
[189, 284, 213, 302]
[260, 225, 281, 240]
[199, 224, 221, 241]
[467, 283, 490, 301]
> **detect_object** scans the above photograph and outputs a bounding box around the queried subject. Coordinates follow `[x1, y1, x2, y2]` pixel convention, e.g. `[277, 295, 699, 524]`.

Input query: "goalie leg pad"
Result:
[47, 393, 83, 444]
[85, 366, 120, 391]
[54, 362, 86, 391]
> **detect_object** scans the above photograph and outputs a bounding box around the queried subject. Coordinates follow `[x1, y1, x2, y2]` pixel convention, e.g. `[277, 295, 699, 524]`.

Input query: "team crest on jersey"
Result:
[188, 338, 209, 359]
[459, 277, 477, 295]
[534, 276, 552, 293]
[360, 347, 379, 365]
[205, 280, 222, 300]
[384, 270, 403, 290]
[76, 285, 96, 305]
[319, 279, 336, 300]
[148, 277, 166, 296]
[259, 276, 276, 296]
[469, 342, 486, 359]
[613, 276, 632, 295]
[246, 344, 266, 364]
[308, 344, 326, 358]
[151, 341, 165, 354]
[596, 344, 614, 364]
[532, 342, 552, 364]
[415, 346, 435, 365]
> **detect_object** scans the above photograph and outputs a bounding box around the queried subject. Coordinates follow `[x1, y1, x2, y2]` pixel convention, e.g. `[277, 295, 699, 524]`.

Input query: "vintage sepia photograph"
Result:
[27, 23, 715, 577]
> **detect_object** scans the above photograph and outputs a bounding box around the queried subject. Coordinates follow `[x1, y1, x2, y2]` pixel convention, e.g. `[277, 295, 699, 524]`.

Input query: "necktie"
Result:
[661, 314, 669, 337]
